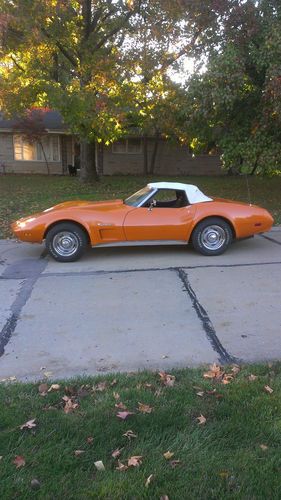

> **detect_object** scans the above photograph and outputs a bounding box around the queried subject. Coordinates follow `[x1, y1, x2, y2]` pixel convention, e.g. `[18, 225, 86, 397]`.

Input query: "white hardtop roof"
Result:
[147, 182, 212, 204]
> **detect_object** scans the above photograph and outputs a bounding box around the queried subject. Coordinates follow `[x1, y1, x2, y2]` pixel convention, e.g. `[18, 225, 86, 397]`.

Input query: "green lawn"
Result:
[1, 364, 281, 499]
[0, 174, 280, 239]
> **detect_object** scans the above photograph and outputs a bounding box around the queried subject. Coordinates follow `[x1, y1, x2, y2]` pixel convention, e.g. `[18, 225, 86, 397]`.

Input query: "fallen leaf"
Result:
[231, 365, 240, 375]
[163, 451, 174, 460]
[116, 411, 134, 420]
[222, 375, 234, 385]
[154, 388, 162, 397]
[145, 474, 154, 487]
[158, 371, 176, 387]
[203, 363, 223, 379]
[116, 460, 128, 471]
[74, 450, 85, 456]
[160, 496, 170, 500]
[138, 402, 153, 414]
[30, 479, 40, 490]
[115, 402, 127, 410]
[123, 429, 137, 440]
[206, 389, 217, 395]
[62, 396, 79, 414]
[264, 385, 274, 394]
[43, 371, 53, 379]
[260, 444, 268, 451]
[128, 455, 143, 467]
[196, 391, 204, 397]
[87, 436, 94, 444]
[13, 455, 26, 468]
[38, 383, 48, 395]
[20, 419, 36, 430]
[94, 460, 105, 471]
[219, 471, 229, 478]
[64, 385, 77, 396]
[113, 392, 120, 400]
[110, 379, 118, 386]
[93, 382, 107, 392]
[170, 460, 181, 468]
[197, 414, 207, 425]
[48, 384, 60, 392]
[111, 447, 123, 459]
[0, 456, 3, 460]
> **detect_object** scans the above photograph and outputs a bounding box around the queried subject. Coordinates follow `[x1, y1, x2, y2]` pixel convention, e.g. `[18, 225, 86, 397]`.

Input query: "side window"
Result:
[145, 190, 188, 208]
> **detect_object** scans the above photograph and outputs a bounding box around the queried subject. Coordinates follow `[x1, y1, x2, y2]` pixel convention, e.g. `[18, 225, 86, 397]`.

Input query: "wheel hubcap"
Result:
[52, 232, 79, 257]
[201, 225, 226, 251]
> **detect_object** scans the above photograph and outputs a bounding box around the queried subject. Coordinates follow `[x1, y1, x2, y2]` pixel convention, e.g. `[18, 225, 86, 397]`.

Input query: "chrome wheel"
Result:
[200, 225, 226, 251]
[52, 231, 79, 257]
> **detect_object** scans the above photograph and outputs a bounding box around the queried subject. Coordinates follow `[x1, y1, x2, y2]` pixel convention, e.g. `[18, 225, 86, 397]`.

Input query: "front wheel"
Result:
[45, 223, 88, 262]
[191, 218, 233, 256]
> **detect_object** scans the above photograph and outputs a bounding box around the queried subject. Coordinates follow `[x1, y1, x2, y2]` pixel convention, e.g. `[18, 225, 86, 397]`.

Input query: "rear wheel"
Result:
[191, 217, 233, 256]
[45, 223, 88, 262]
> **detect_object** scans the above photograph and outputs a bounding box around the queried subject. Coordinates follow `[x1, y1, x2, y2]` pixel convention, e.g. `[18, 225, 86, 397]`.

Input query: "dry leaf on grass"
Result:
[123, 429, 137, 440]
[158, 371, 176, 387]
[110, 379, 117, 386]
[93, 382, 107, 392]
[87, 436, 94, 444]
[48, 384, 60, 392]
[231, 365, 240, 375]
[196, 391, 204, 397]
[219, 471, 230, 478]
[128, 455, 143, 467]
[111, 448, 123, 459]
[197, 414, 207, 425]
[160, 496, 170, 500]
[94, 460, 105, 471]
[38, 383, 48, 396]
[163, 451, 174, 460]
[116, 411, 134, 420]
[116, 460, 128, 471]
[20, 419, 36, 430]
[138, 402, 153, 414]
[260, 444, 268, 451]
[170, 460, 181, 468]
[248, 374, 257, 381]
[113, 392, 120, 400]
[264, 385, 274, 394]
[115, 402, 127, 410]
[43, 371, 53, 379]
[62, 396, 79, 414]
[145, 474, 154, 487]
[203, 363, 223, 379]
[74, 450, 85, 457]
[13, 455, 26, 468]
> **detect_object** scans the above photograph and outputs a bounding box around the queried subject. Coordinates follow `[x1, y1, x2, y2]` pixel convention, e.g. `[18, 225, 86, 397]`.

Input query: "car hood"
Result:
[42, 199, 124, 212]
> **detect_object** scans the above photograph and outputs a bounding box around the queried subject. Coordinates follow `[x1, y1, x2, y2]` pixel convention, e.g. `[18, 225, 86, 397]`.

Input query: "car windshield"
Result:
[124, 186, 154, 207]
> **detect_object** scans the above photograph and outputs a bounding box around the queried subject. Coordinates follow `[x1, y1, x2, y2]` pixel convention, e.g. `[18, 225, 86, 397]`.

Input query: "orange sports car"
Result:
[11, 182, 273, 262]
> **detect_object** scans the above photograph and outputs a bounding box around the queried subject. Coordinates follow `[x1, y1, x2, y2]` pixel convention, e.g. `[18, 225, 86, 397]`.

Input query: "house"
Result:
[0, 110, 223, 176]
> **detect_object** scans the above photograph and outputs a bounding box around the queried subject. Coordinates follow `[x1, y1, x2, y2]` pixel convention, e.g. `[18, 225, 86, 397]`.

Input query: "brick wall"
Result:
[102, 139, 223, 176]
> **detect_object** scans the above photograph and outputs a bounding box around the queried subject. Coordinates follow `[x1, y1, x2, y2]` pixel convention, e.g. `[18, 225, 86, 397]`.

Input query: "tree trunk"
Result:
[80, 140, 99, 182]
[143, 135, 148, 175]
[149, 132, 159, 175]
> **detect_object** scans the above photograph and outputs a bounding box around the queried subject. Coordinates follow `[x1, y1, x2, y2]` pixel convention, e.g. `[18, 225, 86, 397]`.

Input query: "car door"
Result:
[123, 204, 196, 242]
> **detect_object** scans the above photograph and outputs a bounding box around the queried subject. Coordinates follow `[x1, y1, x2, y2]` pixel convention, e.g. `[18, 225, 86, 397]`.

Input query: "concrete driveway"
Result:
[0, 229, 281, 381]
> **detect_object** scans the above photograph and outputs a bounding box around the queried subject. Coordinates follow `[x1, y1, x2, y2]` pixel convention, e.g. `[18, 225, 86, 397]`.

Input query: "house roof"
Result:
[148, 182, 213, 204]
[0, 109, 68, 132]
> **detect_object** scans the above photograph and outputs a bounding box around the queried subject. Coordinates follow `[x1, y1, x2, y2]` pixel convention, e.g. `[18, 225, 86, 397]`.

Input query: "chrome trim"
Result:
[93, 240, 187, 248]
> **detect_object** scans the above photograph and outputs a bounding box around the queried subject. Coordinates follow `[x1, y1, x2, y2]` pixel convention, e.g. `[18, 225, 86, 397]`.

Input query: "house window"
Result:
[13, 135, 60, 162]
[112, 138, 142, 154]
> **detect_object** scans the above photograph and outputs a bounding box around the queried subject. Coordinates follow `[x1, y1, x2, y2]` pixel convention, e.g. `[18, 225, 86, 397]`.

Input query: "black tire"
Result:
[45, 222, 88, 262]
[191, 217, 233, 256]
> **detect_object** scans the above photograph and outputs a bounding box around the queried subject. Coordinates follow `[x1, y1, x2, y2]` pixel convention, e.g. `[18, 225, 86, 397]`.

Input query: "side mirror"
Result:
[148, 199, 156, 211]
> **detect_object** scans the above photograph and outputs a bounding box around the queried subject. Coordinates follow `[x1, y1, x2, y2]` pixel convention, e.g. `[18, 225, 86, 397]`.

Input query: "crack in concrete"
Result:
[177, 267, 237, 365]
[0, 256, 47, 356]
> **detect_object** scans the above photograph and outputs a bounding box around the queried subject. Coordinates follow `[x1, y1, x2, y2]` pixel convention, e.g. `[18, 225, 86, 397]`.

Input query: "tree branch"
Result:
[10, 55, 25, 72]
[41, 27, 78, 68]
[93, 10, 134, 51]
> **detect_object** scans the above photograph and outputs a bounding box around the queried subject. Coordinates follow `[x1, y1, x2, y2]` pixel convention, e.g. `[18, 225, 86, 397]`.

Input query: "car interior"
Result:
[144, 189, 189, 208]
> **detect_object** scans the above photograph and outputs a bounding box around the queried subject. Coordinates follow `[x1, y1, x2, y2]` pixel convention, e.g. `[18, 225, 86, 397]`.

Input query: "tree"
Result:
[179, 0, 281, 174]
